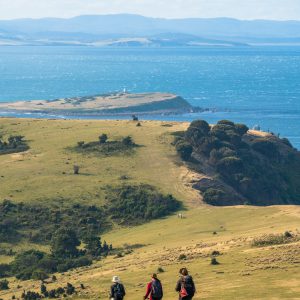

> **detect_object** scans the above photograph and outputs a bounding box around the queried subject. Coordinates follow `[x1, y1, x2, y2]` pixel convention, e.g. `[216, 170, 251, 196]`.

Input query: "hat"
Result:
[112, 276, 121, 283]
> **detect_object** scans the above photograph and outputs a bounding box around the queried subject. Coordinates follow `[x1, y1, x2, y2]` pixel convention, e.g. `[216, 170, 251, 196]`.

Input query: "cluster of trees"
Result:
[106, 184, 181, 225]
[0, 200, 108, 244]
[74, 133, 137, 156]
[20, 282, 76, 300]
[175, 119, 300, 205]
[0, 134, 29, 155]
[1, 228, 112, 280]
[0, 183, 179, 280]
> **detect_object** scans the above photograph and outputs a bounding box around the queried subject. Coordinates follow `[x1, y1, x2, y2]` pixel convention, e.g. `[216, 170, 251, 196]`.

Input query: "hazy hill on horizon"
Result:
[1, 14, 300, 46]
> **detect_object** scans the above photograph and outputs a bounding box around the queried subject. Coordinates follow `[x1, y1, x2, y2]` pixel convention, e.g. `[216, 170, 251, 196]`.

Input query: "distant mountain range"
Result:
[1, 14, 300, 47]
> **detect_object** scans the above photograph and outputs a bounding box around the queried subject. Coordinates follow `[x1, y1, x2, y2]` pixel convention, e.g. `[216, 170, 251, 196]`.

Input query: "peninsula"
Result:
[0, 92, 200, 116]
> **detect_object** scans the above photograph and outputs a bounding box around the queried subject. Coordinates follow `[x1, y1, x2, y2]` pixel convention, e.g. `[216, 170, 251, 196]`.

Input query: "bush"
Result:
[0, 200, 107, 244]
[176, 141, 193, 160]
[106, 184, 181, 225]
[251, 139, 277, 157]
[217, 156, 243, 174]
[203, 189, 226, 206]
[0, 134, 29, 155]
[0, 279, 9, 290]
[72, 135, 137, 156]
[51, 228, 80, 258]
[235, 123, 249, 136]
[99, 134, 108, 144]
[178, 254, 187, 261]
[0, 264, 11, 278]
[210, 258, 220, 265]
[122, 136, 134, 146]
[185, 120, 210, 145]
[252, 233, 296, 247]
[157, 267, 165, 273]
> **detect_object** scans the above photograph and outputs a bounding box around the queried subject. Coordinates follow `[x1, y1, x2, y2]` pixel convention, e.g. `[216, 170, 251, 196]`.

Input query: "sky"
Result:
[0, 0, 299, 20]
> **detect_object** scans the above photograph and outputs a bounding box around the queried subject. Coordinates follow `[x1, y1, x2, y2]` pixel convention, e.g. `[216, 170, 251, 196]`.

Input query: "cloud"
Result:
[0, 0, 299, 20]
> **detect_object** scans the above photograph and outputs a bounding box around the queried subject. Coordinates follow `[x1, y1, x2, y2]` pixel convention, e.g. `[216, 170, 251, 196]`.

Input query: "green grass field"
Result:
[0, 118, 299, 300]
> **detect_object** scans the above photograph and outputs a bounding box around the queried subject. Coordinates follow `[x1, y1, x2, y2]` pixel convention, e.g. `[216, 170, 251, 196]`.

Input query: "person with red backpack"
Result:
[144, 273, 163, 300]
[175, 268, 196, 300]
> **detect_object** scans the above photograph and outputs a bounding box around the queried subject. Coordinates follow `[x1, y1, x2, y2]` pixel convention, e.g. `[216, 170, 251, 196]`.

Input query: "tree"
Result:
[176, 141, 193, 160]
[185, 120, 210, 145]
[51, 228, 80, 258]
[122, 136, 133, 146]
[0, 279, 9, 290]
[84, 235, 102, 257]
[99, 134, 108, 144]
[235, 123, 249, 136]
[40, 284, 47, 296]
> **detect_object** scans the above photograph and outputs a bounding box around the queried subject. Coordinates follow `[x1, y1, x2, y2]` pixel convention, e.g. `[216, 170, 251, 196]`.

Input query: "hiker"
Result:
[175, 268, 196, 300]
[110, 276, 126, 300]
[144, 273, 163, 300]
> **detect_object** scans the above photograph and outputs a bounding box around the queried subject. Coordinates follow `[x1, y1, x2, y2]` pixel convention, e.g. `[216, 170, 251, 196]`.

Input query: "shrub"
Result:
[251, 233, 296, 247]
[0, 279, 9, 290]
[106, 184, 181, 225]
[72, 135, 137, 156]
[217, 156, 243, 174]
[122, 136, 134, 146]
[211, 251, 220, 256]
[0, 134, 29, 155]
[217, 120, 235, 127]
[0, 264, 11, 278]
[210, 258, 219, 265]
[176, 141, 193, 160]
[235, 123, 249, 136]
[51, 228, 80, 258]
[185, 120, 210, 145]
[157, 267, 165, 273]
[178, 254, 187, 261]
[251, 139, 277, 157]
[99, 134, 108, 144]
[203, 189, 226, 206]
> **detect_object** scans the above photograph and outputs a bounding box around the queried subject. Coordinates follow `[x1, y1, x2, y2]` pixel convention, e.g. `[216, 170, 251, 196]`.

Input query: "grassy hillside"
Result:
[0, 118, 195, 205]
[0, 118, 299, 300]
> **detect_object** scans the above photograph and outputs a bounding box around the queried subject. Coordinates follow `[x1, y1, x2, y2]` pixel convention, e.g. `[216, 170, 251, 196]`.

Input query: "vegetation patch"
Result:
[0, 200, 109, 244]
[174, 119, 300, 206]
[0, 134, 29, 155]
[106, 184, 181, 225]
[1, 227, 112, 280]
[251, 232, 298, 247]
[72, 134, 138, 156]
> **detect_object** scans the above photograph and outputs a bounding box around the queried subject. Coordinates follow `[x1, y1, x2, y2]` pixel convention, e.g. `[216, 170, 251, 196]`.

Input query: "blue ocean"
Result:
[0, 46, 299, 148]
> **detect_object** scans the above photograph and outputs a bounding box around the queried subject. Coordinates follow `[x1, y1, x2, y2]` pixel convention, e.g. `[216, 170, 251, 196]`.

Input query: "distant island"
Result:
[0, 92, 202, 116]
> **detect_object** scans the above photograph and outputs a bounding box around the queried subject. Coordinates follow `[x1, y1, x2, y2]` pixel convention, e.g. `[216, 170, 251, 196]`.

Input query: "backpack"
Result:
[181, 276, 195, 297]
[113, 283, 124, 299]
[151, 280, 163, 298]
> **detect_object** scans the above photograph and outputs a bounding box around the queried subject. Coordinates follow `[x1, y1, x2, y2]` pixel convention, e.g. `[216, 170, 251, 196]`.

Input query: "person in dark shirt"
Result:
[175, 268, 196, 300]
[110, 276, 126, 300]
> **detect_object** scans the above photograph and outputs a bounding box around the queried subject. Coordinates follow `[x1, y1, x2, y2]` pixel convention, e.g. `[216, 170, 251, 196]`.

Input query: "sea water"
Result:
[0, 46, 299, 148]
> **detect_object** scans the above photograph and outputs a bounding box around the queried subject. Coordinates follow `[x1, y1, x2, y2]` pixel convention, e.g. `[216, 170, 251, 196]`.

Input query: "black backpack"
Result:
[113, 283, 124, 299]
[151, 280, 163, 298]
[182, 276, 195, 297]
